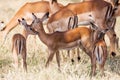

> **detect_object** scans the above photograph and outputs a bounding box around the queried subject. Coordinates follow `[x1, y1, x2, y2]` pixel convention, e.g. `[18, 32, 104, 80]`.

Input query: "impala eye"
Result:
[30, 27, 38, 34]
[30, 27, 33, 30]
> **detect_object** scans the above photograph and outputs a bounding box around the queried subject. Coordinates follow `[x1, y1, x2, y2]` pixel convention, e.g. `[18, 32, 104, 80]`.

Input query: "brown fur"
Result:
[22, 13, 108, 76]
[47, 0, 117, 57]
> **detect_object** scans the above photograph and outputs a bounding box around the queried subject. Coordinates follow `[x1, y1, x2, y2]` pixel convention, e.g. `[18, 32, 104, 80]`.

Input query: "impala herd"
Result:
[0, 0, 120, 76]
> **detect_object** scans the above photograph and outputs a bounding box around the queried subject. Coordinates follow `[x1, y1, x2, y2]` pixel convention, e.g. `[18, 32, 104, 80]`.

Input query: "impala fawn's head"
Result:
[18, 12, 49, 34]
[18, 18, 38, 35]
[28, 12, 49, 33]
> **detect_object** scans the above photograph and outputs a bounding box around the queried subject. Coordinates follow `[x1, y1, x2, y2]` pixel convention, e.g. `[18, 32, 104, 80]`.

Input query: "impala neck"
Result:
[37, 24, 49, 45]
[22, 29, 28, 39]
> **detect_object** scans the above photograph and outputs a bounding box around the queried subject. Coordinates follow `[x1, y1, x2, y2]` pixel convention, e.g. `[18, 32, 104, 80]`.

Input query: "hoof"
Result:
[77, 56, 81, 61]
[71, 59, 74, 64]
[111, 52, 116, 57]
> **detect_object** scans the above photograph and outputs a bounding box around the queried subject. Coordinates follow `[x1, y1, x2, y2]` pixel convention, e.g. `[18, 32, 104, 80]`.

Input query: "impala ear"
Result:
[114, 0, 119, 6]
[21, 18, 27, 23]
[18, 19, 21, 24]
[41, 12, 49, 21]
[32, 13, 37, 20]
[52, 0, 57, 4]
[19, 18, 28, 26]
[22, 18, 25, 21]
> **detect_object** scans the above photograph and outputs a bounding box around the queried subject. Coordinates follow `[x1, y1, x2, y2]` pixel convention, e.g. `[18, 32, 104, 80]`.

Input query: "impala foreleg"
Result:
[70, 48, 81, 64]
[45, 50, 55, 67]
[70, 49, 76, 63]
[116, 37, 119, 49]
[77, 47, 81, 61]
[56, 51, 60, 70]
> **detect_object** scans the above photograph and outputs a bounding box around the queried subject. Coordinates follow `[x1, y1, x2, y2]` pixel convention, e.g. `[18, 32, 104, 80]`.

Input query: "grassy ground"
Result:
[0, 0, 120, 80]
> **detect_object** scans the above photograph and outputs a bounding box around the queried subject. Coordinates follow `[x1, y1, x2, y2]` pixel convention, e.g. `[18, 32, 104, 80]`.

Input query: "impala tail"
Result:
[93, 46, 104, 64]
[91, 22, 108, 64]
[14, 39, 23, 55]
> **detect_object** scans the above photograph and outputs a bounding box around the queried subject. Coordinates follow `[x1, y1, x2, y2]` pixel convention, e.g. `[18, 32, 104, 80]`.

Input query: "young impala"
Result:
[20, 13, 108, 76]
[12, 16, 43, 71]
[12, 34, 27, 71]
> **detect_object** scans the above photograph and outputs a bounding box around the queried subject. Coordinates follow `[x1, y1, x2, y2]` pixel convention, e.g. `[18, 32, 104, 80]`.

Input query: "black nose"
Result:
[30, 27, 32, 30]
[1, 21, 4, 23]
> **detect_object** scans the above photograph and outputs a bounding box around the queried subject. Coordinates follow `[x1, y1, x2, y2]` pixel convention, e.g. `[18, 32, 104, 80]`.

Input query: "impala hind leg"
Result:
[56, 51, 61, 71]
[99, 48, 107, 76]
[91, 56, 96, 76]
[116, 37, 119, 49]
[32, 35, 37, 59]
[12, 50, 19, 70]
[77, 47, 81, 62]
[99, 62, 105, 76]
[21, 50, 27, 72]
[70, 48, 81, 63]
[70, 49, 76, 64]
[61, 50, 66, 62]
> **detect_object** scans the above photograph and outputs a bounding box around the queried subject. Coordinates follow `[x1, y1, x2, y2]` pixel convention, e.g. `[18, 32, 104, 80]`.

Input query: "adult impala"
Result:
[0, 0, 63, 41]
[47, 0, 117, 57]
[82, 0, 119, 54]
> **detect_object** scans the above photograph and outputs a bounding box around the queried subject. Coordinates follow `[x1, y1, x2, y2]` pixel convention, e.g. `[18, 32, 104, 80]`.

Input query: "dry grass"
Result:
[0, 0, 120, 80]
